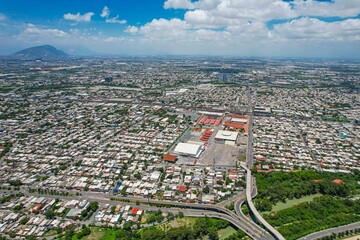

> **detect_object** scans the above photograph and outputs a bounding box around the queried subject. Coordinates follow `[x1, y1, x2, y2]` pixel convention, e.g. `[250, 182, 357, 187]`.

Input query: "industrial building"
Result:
[174, 142, 203, 158]
[214, 130, 238, 145]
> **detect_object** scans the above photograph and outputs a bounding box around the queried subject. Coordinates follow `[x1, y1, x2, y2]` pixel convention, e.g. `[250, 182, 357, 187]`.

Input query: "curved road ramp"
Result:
[242, 163, 286, 240]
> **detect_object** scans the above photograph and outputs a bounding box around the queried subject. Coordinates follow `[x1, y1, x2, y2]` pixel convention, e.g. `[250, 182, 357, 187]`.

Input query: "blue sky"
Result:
[0, 0, 359, 58]
[1, 0, 183, 27]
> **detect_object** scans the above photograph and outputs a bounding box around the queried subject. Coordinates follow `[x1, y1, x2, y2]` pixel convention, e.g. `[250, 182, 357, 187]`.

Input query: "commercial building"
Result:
[174, 143, 203, 158]
[214, 130, 238, 145]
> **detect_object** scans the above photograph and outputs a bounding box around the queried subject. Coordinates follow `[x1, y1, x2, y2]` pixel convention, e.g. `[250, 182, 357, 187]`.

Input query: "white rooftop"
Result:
[231, 118, 247, 123]
[215, 130, 238, 141]
[174, 143, 202, 156]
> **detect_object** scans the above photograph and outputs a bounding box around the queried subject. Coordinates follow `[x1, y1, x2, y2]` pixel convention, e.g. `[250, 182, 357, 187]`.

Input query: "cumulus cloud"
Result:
[293, 0, 360, 18]
[164, 0, 196, 9]
[100, 6, 110, 18]
[134, 0, 360, 45]
[272, 17, 360, 42]
[125, 26, 139, 34]
[138, 18, 190, 39]
[183, 0, 295, 28]
[63, 12, 94, 22]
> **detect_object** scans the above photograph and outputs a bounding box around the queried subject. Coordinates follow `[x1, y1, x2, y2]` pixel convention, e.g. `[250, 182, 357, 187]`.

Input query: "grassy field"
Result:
[262, 193, 323, 214]
[157, 217, 196, 232]
[218, 226, 237, 240]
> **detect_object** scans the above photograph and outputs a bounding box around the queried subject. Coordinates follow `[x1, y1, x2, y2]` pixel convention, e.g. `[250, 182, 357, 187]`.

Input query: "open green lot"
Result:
[270, 193, 323, 212]
[218, 226, 237, 240]
[69, 228, 117, 240]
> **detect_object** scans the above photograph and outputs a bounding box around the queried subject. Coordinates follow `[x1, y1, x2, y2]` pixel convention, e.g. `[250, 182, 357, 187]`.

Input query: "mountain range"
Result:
[11, 45, 68, 60]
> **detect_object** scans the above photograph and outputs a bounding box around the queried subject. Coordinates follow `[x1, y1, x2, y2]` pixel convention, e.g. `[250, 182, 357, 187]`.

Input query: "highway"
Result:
[243, 86, 285, 240]
[108, 195, 272, 239]
[3, 189, 272, 239]
[298, 222, 360, 240]
[242, 164, 285, 240]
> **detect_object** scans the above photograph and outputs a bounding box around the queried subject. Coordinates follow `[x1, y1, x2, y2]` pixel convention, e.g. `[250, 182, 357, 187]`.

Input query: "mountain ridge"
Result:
[11, 45, 68, 60]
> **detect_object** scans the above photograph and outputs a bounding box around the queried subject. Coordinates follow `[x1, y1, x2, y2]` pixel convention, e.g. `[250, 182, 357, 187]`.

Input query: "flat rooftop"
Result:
[215, 130, 238, 141]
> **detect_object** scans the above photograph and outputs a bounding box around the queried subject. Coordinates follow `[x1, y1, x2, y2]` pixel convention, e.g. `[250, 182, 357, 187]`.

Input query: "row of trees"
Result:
[318, 228, 360, 240]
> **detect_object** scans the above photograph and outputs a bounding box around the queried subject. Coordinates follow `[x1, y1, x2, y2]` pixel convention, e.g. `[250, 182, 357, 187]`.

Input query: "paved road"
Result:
[5, 189, 271, 239]
[242, 164, 284, 240]
[108, 195, 271, 239]
[298, 222, 360, 240]
[216, 192, 244, 207]
[242, 87, 285, 240]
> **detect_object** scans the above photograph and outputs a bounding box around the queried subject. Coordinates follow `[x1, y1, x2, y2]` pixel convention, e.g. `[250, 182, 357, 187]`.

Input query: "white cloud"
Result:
[184, 0, 295, 28]
[106, 16, 127, 24]
[100, 6, 127, 24]
[164, 0, 196, 9]
[100, 6, 110, 18]
[272, 17, 360, 42]
[138, 18, 190, 39]
[63, 12, 94, 22]
[125, 26, 139, 34]
[22, 24, 67, 38]
[293, 0, 360, 18]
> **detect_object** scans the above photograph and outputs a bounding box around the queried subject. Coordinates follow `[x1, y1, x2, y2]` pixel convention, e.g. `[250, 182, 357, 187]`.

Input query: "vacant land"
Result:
[157, 217, 196, 232]
[218, 226, 237, 240]
[270, 193, 323, 212]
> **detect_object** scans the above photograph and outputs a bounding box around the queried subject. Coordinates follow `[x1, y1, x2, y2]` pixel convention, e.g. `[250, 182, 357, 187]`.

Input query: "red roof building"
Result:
[224, 121, 245, 129]
[332, 179, 344, 185]
[132, 208, 139, 215]
[179, 186, 187, 192]
[163, 154, 177, 163]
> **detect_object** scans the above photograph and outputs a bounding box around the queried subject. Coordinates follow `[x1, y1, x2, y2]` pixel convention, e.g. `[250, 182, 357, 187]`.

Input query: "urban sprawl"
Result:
[0, 58, 359, 239]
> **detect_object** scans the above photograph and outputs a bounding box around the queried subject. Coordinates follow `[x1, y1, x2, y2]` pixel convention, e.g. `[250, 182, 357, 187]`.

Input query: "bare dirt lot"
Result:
[198, 143, 246, 166]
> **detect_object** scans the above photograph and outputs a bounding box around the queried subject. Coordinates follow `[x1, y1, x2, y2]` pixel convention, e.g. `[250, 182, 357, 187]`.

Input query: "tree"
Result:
[45, 210, 55, 219]
[89, 202, 99, 212]
[142, 227, 165, 240]
[111, 205, 116, 215]
[166, 227, 193, 240]
[20, 217, 30, 225]
[13, 204, 23, 213]
[208, 227, 219, 240]
[225, 177, 233, 185]
[25, 236, 37, 240]
[64, 228, 75, 240]
[76, 227, 91, 239]
[203, 186, 210, 194]
[134, 172, 141, 180]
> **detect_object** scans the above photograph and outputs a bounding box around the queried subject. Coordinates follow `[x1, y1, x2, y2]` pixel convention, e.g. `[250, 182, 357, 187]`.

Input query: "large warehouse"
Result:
[214, 130, 239, 145]
[174, 143, 203, 158]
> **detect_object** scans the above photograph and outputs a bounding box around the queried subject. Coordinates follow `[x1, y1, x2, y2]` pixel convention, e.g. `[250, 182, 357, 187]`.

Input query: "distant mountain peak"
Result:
[11, 45, 68, 60]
